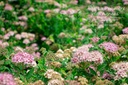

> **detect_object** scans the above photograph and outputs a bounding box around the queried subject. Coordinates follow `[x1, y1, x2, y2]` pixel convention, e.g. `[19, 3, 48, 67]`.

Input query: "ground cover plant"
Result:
[0, 0, 128, 85]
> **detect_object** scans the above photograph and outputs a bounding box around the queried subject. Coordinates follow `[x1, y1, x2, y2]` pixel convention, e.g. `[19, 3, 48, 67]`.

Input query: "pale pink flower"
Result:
[29, 37, 34, 41]
[9, 31, 15, 36]
[15, 34, 22, 40]
[0, 40, 2, 44]
[55, 3, 67, 8]
[112, 62, 128, 80]
[124, 1, 128, 5]
[122, 27, 128, 34]
[86, 0, 91, 4]
[28, 33, 35, 41]
[31, 61, 37, 67]
[14, 46, 24, 52]
[31, 43, 38, 47]
[4, 4, 13, 11]
[98, 24, 104, 29]
[67, 8, 77, 15]
[89, 51, 103, 64]
[18, 16, 28, 21]
[88, 7, 98, 12]
[73, 44, 93, 57]
[28, 7, 35, 12]
[70, 0, 78, 5]
[103, 6, 114, 12]
[53, 8, 60, 13]
[91, 37, 100, 43]
[72, 44, 103, 64]
[98, 11, 106, 16]
[34, 47, 39, 51]
[14, 22, 19, 25]
[32, 52, 40, 59]
[0, 73, 16, 85]
[100, 42, 119, 53]
[21, 32, 28, 38]
[28, 33, 35, 38]
[54, 2, 61, 7]
[1, 28, 5, 32]
[123, 0, 128, 5]
[19, 21, 27, 27]
[60, 10, 67, 15]
[4, 34, 10, 40]
[44, 9, 51, 14]
[102, 72, 112, 80]
[23, 39, 30, 44]
[12, 52, 35, 65]
[71, 56, 80, 63]
[3, 42, 9, 47]
[41, 36, 47, 41]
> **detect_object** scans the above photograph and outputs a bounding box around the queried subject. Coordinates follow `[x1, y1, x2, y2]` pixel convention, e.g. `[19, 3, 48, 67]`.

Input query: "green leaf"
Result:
[60, 69, 67, 76]
[49, 34, 55, 42]
[89, 68, 97, 75]
[4, 60, 11, 65]
[97, 63, 107, 71]
[26, 68, 34, 79]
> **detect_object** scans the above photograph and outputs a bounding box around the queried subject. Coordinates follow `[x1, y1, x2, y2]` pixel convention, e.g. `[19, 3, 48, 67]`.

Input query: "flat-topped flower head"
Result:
[91, 37, 100, 43]
[12, 52, 35, 65]
[72, 44, 103, 64]
[112, 62, 128, 80]
[4, 4, 13, 11]
[100, 42, 119, 53]
[0, 73, 16, 85]
[122, 27, 128, 34]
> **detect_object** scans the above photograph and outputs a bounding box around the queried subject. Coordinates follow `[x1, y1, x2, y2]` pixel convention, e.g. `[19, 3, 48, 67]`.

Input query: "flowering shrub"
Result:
[0, 0, 128, 85]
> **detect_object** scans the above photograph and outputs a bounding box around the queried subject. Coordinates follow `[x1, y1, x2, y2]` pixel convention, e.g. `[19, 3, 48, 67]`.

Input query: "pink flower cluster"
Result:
[60, 8, 78, 15]
[30, 43, 39, 51]
[112, 62, 128, 80]
[88, 11, 113, 29]
[26, 43, 40, 59]
[69, 0, 78, 5]
[0, 40, 9, 47]
[96, 12, 112, 23]
[12, 52, 36, 65]
[4, 31, 15, 40]
[28, 7, 35, 12]
[14, 44, 40, 59]
[122, 0, 128, 5]
[14, 21, 27, 27]
[91, 37, 100, 43]
[71, 44, 103, 64]
[102, 72, 112, 80]
[4, 4, 13, 11]
[0, 73, 16, 85]
[100, 42, 119, 53]
[18, 16, 28, 21]
[15, 32, 35, 44]
[122, 27, 128, 34]
[88, 6, 115, 12]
